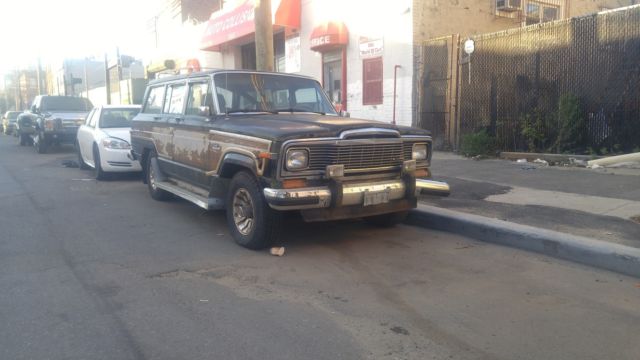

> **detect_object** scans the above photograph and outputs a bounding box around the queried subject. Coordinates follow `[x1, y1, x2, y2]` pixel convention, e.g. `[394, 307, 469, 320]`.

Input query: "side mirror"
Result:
[198, 106, 210, 117]
[340, 110, 350, 118]
[30, 105, 37, 113]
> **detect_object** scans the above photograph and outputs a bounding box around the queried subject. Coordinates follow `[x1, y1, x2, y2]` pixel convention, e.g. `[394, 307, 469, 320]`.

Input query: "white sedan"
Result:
[76, 105, 142, 180]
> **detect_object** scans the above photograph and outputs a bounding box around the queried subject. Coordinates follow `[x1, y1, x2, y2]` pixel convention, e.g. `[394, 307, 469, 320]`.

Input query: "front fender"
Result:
[219, 153, 258, 178]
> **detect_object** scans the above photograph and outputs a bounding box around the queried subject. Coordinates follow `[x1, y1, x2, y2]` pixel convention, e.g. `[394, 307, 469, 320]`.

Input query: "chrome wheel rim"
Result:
[232, 188, 255, 236]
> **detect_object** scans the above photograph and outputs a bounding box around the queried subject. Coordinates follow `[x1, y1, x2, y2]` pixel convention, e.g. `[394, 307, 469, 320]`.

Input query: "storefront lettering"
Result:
[205, 7, 255, 36]
[310, 35, 333, 48]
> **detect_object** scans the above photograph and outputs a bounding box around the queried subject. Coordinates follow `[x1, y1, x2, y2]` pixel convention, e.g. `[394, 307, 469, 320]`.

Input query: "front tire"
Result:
[146, 151, 172, 201]
[35, 132, 48, 154]
[364, 211, 409, 227]
[76, 141, 89, 169]
[93, 145, 107, 180]
[17, 132, 24, 146]
[226, 171, 282, 250]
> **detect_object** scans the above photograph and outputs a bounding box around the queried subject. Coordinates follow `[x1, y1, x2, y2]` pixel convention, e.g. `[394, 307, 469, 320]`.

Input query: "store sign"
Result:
[310, 35, 336, 48]
[285, 36, 301, 73]
[359, 37, 383, 58]
[201, 1, 256, 50]
[201, 0, 301, 50]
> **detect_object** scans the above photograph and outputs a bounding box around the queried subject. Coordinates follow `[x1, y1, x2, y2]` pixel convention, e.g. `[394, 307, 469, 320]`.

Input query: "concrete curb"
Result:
[499, 151, 599, 163]
[407, 204, 640, 278]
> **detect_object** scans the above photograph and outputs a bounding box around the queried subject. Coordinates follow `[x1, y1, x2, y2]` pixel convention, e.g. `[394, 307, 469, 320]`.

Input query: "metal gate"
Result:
[417, 36, 459, 150]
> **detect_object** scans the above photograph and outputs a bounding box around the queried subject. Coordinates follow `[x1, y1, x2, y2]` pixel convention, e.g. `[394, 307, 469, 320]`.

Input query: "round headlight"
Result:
[286, 149, 309, 170]
[412, 143, 427, 161]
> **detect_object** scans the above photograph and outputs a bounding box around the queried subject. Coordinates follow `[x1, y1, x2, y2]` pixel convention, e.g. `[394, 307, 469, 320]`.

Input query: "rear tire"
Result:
[226, 171, 282, 250]
[364, 211, 409, 228]
[146, 151, 172, 201]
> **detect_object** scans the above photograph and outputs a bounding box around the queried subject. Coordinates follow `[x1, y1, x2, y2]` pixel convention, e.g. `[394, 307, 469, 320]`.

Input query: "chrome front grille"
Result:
[281, 137, 431, 178]
[306, 142, 405, 172]
[62, 119, 84, 128]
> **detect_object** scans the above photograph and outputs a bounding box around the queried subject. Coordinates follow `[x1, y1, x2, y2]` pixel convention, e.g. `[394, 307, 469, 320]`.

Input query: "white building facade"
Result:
[199, 0, 415, 126]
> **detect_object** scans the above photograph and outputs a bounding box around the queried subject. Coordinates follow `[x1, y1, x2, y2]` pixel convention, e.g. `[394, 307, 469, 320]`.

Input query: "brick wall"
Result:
[413, 0, 637, 44]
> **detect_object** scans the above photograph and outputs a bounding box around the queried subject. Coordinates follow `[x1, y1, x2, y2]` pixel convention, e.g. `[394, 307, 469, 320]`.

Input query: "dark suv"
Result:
[28, 96, 93, 153]
[131, 70, 449, 249]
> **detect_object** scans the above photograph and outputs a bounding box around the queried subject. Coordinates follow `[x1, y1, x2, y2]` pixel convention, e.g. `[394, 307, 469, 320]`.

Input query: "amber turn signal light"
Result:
[282, 179, 306, 189]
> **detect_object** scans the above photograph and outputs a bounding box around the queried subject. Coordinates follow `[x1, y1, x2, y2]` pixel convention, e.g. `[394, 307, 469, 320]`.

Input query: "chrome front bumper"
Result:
[416, 179, 451, 196]
[263, 187, 333, 210]
[263, 178, 449, 211]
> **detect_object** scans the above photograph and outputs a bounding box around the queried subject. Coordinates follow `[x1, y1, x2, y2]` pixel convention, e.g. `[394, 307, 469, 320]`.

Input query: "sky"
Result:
[0, 0, 156, 78]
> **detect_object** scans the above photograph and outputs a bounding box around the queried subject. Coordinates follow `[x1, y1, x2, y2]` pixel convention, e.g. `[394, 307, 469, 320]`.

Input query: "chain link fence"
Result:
[418, 5, 640, 153]
[460, 6, 640, 153]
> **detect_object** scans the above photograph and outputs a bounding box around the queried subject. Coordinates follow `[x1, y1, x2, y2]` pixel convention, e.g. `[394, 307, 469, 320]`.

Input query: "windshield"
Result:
[41, 97, 93, 112]
[213, 73, 337, 115]
[100, 108, 140, 128]
[6, 112, 20, 120]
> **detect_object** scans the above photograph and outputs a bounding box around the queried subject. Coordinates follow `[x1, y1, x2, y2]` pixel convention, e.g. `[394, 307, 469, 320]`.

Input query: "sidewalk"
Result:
[421, 152, 640, 249]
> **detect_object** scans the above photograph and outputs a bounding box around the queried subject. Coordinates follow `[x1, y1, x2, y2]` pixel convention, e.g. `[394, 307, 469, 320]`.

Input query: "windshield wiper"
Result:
[274, 108, 326, 115]
[225, 109, 278, 115]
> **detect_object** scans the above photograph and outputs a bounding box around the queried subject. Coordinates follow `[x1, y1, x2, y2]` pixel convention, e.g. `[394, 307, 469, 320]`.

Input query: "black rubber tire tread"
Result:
[364, 211, 409, 228]
[35, 132, 47, 154]
[146, 151, 172, 201]
[93, 145, 107, 180]
[226, 171, 282, 250]
[76, 141, 89, 169]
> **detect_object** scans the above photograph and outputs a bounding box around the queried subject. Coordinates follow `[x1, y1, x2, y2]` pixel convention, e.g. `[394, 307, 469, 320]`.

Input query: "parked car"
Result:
[131, 70, 450, 249]
[2, 111, 21, 135]
[27, 95, 93, 153]
[15, 113, 37, 146]
[76, 105, 142, 180]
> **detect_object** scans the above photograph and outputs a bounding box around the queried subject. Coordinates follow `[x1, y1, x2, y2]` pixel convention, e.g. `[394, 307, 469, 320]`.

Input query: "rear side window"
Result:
[144, 86, 165, 114]
[164, 84, 186, 114]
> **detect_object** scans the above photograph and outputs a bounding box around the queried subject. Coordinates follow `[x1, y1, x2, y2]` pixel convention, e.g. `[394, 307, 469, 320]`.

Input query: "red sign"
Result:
[201, 1, 256, 51]
[201, 0, 301, 51]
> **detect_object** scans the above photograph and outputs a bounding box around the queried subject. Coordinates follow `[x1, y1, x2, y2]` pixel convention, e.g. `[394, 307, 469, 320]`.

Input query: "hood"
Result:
[212, 114, 430, 141]
[101, 128, 132, 142]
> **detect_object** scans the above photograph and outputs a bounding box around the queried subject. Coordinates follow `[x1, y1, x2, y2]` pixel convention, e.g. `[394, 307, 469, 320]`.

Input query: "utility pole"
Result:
[15, 72, 21, 110]
[36, 57, 42, 95]
[84, 58, 89, 98]
[116, 47, 122, 104]
[254, 0, 274, 71]
[104, 53, 111, 105]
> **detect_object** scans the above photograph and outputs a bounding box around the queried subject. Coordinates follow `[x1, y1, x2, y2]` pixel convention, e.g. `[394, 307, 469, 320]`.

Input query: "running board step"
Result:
[155, 181, 224, 210]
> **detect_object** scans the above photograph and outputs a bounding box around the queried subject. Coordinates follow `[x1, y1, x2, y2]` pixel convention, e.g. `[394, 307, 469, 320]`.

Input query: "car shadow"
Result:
[43, 144, 76, 154]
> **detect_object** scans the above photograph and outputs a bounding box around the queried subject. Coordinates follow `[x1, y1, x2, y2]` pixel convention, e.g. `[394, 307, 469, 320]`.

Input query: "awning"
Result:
[201, 0, 300, 51]
[309, 21, 349, 52]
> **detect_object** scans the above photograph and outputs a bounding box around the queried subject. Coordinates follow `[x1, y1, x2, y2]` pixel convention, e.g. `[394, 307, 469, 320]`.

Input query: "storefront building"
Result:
[200, 0, 414, 126]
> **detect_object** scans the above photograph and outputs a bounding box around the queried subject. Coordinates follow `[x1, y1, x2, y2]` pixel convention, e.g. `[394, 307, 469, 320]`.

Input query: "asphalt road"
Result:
[1, 135, 639, 360]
